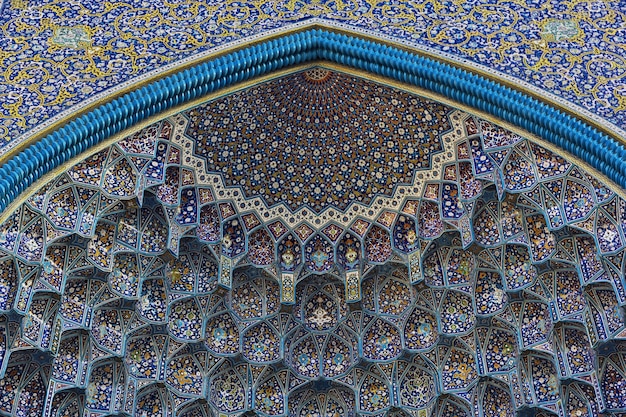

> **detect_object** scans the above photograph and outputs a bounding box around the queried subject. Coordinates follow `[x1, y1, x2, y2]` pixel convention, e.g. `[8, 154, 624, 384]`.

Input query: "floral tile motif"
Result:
[0, 0, 625, 152]
[188, 69, 449, 213]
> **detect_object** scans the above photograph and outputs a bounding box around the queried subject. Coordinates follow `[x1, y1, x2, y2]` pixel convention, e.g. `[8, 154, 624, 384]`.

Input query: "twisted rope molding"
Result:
[1, 28, 624, 213]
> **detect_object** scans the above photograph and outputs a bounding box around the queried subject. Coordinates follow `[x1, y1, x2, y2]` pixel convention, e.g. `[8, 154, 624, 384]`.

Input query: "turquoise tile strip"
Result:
[0, 29, 623, 213]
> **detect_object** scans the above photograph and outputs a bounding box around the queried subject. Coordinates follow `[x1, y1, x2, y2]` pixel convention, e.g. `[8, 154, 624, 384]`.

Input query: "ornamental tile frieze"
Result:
[0, 0, 625, 151]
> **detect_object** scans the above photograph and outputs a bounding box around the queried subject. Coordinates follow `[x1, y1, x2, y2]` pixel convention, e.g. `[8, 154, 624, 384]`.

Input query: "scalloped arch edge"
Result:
[0, 28, 624, 214]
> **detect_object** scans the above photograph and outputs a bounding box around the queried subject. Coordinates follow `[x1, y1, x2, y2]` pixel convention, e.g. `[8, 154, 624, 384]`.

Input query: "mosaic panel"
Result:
[189, 69, 450, 213]
[1, 0, 626, 153]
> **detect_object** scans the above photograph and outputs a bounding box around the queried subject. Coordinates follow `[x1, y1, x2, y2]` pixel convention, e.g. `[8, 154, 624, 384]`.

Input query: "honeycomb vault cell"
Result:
[0, 69, 625, 416]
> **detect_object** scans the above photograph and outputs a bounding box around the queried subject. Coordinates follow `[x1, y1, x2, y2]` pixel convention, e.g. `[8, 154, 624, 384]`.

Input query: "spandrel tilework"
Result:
[0, 69, 625, 416]
[0, 0, 626, 151]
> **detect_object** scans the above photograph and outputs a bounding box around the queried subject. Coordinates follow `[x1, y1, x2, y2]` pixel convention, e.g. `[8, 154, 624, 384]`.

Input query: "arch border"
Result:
[0, 28, 624, 216]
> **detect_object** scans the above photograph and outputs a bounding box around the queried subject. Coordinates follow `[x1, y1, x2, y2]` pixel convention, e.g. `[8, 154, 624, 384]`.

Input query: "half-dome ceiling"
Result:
[187, 68, 451, 213]
[0, 68, 625, 416]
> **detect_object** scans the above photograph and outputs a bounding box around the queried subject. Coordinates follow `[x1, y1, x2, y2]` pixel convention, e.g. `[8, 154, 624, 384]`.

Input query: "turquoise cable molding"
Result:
[1, 29, 624, 213]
